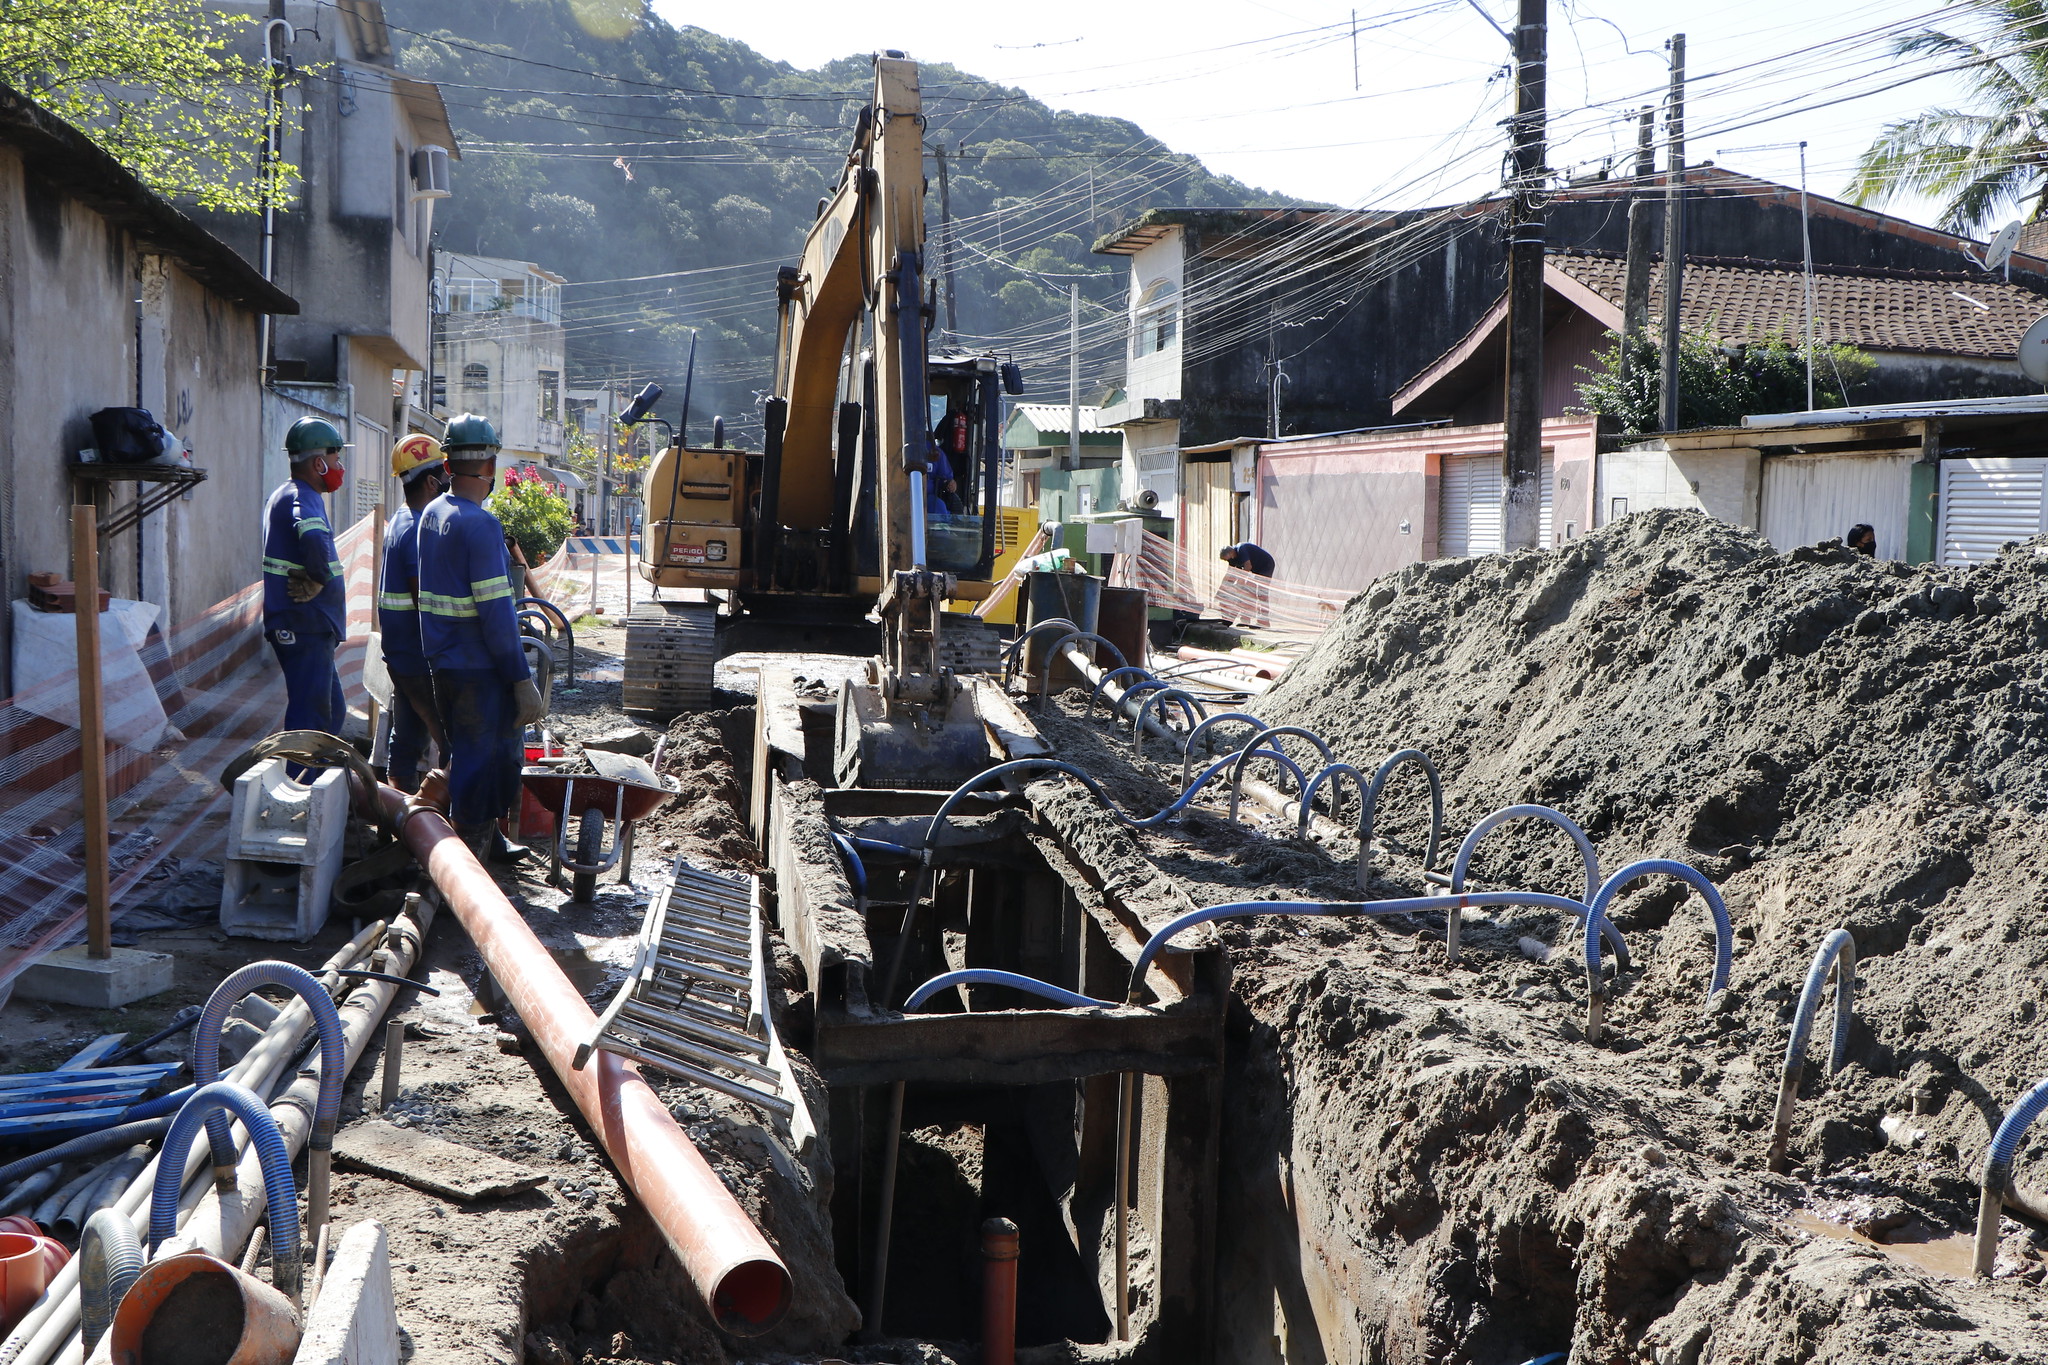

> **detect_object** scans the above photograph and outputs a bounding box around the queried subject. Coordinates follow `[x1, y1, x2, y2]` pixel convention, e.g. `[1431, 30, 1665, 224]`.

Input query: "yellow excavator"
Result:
[624, 52, 1023, 788]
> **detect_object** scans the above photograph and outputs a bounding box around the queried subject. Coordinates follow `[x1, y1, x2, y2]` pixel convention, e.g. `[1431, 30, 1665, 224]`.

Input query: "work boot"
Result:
[488, 827, 532, 865]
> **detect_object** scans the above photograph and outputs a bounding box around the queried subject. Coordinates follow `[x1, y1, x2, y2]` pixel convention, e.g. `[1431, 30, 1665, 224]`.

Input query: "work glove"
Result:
[285, 569, 324, 603]
[512, 677, 548, 727]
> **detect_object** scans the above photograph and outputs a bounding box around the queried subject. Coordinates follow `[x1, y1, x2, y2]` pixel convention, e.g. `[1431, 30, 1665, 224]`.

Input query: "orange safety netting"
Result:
[1125, 530, 1353, 640]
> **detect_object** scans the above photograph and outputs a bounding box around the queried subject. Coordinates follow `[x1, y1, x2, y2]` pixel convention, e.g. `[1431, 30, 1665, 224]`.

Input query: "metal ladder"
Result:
[576, 858, 813, 1148]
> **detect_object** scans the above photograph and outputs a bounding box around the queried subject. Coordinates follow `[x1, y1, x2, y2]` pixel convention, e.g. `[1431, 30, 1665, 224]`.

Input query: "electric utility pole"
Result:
[1622, 108, 1657, 355]
[1659, 33, 1687, 433]
[1501, 0, 1548, 552]
[1067, 285, 1081, 471]
[936, 144, 959, 336]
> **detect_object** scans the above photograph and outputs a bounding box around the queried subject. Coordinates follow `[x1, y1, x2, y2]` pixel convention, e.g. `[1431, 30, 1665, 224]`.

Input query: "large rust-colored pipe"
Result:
[374, 785, 792, 1334]
[981, 1218, 1019, 1365]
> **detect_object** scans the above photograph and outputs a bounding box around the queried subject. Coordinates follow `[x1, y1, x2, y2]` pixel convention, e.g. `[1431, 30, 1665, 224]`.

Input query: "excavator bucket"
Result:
[832, 674, 993, 791]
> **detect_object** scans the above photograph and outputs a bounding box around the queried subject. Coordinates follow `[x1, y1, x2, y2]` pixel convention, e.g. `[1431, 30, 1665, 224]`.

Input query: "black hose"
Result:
[334, 968, 440, 995]
[102, 1005, 202, 1066]
[0, 1116, 174, 1189]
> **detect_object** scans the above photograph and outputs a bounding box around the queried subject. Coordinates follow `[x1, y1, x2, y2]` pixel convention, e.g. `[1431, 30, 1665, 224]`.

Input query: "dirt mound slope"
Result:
[1220, 509, 2048, 1361]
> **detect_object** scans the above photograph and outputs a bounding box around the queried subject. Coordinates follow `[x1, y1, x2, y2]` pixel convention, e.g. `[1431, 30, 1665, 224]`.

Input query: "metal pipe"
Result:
[864, 1079, 906, 1340]
[981, 1218, 1019, 1365]
[379, 1019, 405, 1111]
[1114, 1072, 1134, 1341]
[1769, 928, 1856, 1173]
[1979, 1076, 2048, 1275]
[1448, 803, 1598, 965]
[372, 786, 791, 1333]
[1580, 859, 1732, 1043]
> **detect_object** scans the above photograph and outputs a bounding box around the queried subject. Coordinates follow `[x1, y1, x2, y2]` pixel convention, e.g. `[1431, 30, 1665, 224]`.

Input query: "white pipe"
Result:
[1, 920, 388, 1365]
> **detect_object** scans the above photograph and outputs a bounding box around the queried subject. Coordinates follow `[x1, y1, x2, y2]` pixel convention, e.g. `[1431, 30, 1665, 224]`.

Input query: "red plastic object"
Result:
[0, 1231, 49, 1335]
[517, 783, 557, 838]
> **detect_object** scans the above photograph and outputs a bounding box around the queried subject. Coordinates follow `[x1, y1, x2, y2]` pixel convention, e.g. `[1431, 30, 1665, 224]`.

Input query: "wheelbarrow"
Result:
[519, 746, 675, 903]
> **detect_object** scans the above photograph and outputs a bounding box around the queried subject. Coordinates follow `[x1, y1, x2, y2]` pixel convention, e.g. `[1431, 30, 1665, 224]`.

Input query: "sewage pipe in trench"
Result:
[1769, 928, 1856, 1174]
[981, 1218, 1019, 1365]
[190, 961, 346, 1241]
[370, 784, 793, 1334]
[1977, 1075, 2048, 1276]
[1445, 805, 1599, 966]
[0, 917, 387, 1365]
[1580, 859, 1733, 1044]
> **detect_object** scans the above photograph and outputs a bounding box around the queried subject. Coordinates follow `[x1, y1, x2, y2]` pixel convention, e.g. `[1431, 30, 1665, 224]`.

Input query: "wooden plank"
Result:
[73, 505, 111, 959]
[813, 1002, 1222, 1087]
[332, 1120, 548, 1202]
[56, 1033, 128, 1069]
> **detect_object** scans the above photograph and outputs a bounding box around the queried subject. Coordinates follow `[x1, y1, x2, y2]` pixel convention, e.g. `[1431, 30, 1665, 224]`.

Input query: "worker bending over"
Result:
[417, 415, 547, 859]
[380, 434, 451, 793]
[262, 417, 349, 742]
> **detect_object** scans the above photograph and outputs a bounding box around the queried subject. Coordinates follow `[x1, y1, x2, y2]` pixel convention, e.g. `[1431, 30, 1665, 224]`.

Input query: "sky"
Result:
[646, 0, 2007, 237]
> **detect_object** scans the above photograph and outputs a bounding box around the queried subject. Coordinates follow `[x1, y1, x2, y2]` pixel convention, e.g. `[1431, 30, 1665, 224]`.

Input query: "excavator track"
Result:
[623, 601, 720, 716]
[937, 617, 1004, 676]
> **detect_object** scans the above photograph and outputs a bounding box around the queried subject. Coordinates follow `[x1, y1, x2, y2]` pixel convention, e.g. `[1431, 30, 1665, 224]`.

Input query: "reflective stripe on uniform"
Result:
[296, 516, 330, 534]
[262, 556, 298, 576]
[419, 590, 480, 618]
[378, 591, 417, 612]
[472, 574, 514, 603]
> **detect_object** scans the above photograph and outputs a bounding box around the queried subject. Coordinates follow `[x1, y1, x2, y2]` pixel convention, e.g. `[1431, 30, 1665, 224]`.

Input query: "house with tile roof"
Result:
[1247, 248, 2048, 592]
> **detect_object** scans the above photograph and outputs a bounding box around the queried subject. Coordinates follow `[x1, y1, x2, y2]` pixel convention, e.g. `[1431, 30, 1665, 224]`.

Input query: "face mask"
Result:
[312, 456, 344, 494]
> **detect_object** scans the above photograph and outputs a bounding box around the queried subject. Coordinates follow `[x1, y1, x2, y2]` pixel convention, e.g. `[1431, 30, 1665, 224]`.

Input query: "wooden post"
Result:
[72, 505, 112, 960]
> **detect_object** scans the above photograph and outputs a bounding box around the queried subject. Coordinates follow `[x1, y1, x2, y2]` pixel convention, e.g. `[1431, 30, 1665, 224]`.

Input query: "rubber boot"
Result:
[488, 823, 532, 866]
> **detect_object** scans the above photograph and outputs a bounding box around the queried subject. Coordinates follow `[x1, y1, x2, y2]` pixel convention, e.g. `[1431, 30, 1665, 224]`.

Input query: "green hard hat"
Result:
[443, 413, 501, 455]
[284, 416, 344, 456]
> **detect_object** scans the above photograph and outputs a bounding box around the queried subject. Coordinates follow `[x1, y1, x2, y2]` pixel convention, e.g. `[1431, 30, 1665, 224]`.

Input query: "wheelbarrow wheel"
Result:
[572, 809, 603, 903]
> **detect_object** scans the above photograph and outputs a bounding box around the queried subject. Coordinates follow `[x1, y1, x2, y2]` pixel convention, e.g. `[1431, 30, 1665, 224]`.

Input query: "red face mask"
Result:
[314, 457, 345, 493]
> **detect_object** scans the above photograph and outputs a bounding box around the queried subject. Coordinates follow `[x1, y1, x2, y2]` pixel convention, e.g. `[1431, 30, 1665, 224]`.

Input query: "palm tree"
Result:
[1847, 0, 2048, 234]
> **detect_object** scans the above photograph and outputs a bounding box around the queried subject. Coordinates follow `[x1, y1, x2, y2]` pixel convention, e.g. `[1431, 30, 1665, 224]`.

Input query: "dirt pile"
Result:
[1209, 510, 2048, 1361]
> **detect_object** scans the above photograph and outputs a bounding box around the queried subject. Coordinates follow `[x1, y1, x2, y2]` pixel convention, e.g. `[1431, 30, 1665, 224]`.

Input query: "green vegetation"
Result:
[386, 0, 1300, 430]
[1847, 0, 2048, 233]
[0, 0, 297, 212]
[489, 475, 577, 564]
[1574, 327, 1874, 436]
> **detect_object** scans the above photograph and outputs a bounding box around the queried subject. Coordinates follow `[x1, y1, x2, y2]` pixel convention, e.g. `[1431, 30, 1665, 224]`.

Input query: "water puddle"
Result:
[1787, 1211, 1976, 1278]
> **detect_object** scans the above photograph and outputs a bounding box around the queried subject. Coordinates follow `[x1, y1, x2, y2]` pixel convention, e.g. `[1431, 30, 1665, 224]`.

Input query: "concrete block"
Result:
[220, 759, 347, 941]
[294, 1220, 399, 1365]
[14, 945, 173, 1007]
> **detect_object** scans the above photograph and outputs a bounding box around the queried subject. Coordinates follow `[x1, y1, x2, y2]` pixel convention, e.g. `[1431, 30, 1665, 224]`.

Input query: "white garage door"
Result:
[1440, 451, 1554, 557]
[1939, 457, 2048, 565]
[1760, 452, 1912, 559]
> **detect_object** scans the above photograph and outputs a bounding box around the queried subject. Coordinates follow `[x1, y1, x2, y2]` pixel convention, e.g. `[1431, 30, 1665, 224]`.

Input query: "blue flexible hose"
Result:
[193, 961, 347, 1183]
[1178, 713, 1267, 789]
[828, 832, 867, 901]
[1785, 928, 1856, 1081]
[1985, 1075, 2048, 1190]
[1452, 804, 1600, 904]
[0, 1115, 174, 1188]
[1358, 747, 1445, 871]
[1085, 665, 1159, 717]
[904, 970, 1117, 1012]
[79, 1206, 144, 1353]
[1580, 859, 1732, 1008]
[1127, 891, 1611, 1001]
[1225, 727, 1336, 823]
[149, 1081, 302, 1301]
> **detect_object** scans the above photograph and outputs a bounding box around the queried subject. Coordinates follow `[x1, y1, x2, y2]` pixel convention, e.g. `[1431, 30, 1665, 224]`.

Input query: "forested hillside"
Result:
[386, 0, 1302, 437]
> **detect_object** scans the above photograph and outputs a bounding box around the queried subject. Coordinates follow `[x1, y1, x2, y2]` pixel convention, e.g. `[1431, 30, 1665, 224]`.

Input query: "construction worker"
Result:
[380, 434, 451, 793]
[417, 414, 546, 859]
[263, 417, 348, 742]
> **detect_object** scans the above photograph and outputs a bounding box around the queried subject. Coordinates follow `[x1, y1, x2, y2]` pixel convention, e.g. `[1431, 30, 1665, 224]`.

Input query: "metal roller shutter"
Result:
[1938, 458, 2046, 565]
[1440, 453, 1501, 557]
[1539, 452, 1555, 547]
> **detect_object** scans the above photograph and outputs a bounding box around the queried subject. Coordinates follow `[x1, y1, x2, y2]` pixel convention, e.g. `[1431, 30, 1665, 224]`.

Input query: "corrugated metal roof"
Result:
[1008, 404, 1116, 436]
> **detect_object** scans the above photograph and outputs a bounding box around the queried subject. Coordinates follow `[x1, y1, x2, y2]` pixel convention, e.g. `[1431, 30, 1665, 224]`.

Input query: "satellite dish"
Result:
[1972, 220, 2025, 275]
[2018, 314, 2048, 386]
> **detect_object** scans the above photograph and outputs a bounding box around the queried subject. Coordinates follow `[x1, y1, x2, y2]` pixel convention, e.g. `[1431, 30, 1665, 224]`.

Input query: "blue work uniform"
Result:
[261, 478, 346, 738]
[1224, 541, 1276, 578]
[416, 492, 529, 826]
[378, 503, 433, 793]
